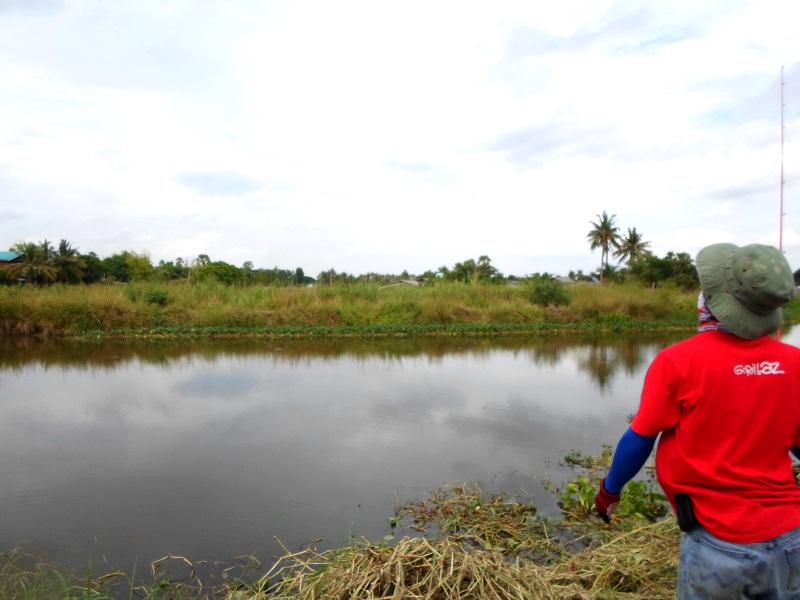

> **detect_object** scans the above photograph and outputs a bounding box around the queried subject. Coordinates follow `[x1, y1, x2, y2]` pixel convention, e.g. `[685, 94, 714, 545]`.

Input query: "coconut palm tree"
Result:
[477, 255, 499, 282]
[6, 242, 57, 285]
[614, 227, 651, 267]
[586, 211, 621, 283]
[51, 239, 86, 283]
[40, 239, 53, 260]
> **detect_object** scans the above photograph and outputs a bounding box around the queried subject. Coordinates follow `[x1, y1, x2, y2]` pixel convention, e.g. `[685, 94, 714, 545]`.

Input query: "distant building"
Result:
[0, 251, 22, 268]
[553, 276, 576, 285]
[382, 278, 427, 289]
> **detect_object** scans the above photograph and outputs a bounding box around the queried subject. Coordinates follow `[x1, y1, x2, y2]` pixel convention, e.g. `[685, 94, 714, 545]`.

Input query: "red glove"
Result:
[594, 478, 620, 523]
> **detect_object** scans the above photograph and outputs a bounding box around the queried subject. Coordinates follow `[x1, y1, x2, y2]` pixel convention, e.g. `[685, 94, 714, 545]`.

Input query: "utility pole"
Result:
[781, 65, 785, 252]
[778, 66, 786, 341]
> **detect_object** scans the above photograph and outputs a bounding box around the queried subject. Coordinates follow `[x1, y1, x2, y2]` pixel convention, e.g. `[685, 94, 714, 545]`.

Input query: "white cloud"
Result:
[1, 0, 799, 277]
[160, 231, 223, 264]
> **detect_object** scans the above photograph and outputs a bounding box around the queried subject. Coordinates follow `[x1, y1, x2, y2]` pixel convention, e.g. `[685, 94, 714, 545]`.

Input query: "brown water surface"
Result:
[0, 330, 736, 574]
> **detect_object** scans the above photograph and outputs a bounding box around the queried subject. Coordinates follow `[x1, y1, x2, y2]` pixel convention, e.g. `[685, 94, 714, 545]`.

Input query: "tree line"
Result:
[585, 211, 698, 289]
[1, 229, 702, 289]
[0, 240, 312, 287]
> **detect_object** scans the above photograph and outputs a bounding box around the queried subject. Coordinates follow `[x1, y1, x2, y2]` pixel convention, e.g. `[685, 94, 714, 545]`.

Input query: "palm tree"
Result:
[586, 211, 621, 283]
[614, 227, 651, 267]
[51, 239, 85, 283]
[453, 259, 477, 284]
[7, 242, 57, 286]
[40, 239, 54, 260]
[477, 255, 498, 282]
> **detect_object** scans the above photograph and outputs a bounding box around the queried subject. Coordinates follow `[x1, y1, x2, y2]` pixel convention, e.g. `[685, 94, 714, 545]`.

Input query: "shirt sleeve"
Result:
[631, 350, 681, 437]
[604, 427, 658, 494]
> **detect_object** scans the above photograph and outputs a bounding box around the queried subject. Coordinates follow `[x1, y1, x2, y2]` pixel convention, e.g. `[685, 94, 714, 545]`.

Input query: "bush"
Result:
[193, 261, 242, 285]
[526, 281, 571, 307]
[144, 289, 169, 306]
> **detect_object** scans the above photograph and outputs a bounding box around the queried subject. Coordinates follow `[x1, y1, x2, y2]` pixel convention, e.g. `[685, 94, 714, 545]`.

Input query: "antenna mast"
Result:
[781, 65, 785, 252]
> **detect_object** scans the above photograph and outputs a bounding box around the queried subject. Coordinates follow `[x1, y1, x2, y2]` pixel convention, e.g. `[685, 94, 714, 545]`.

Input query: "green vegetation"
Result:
[10, 214, 800, 293]
[586, 211, 621, 283]
[2, 229, 702, 289]
[0, 448, 682, 599]
[0, 228, 714, 338]
[0, 280, 715, 338]
[583, 213, 698, 288]
[551, 447, 670, 523]
[615, 227, 651, 267]
[0, 549, 263, 599]
[5, 272, 800, 339]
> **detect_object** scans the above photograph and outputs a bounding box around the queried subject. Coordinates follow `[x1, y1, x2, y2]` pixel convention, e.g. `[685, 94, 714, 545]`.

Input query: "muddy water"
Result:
[2, 329, 781, 574]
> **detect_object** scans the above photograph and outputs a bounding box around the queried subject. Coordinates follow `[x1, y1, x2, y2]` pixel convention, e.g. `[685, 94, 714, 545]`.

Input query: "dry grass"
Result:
[255, 524, 679, 599]
[0, 484, 680, 599]
[254, 484, 680, 600]
[0, 281, 705, 337]
[568, 283, 695, 322]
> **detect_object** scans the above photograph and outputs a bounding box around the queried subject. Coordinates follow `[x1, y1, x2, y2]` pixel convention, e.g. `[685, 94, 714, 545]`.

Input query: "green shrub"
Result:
[526, 281, 571, 307]
[144, 289, 169, 306]
[553, 474, 668, 522]
[594, 312, 632, 330]
[619, 479, 670, 521]
[551, 445, 670, 523]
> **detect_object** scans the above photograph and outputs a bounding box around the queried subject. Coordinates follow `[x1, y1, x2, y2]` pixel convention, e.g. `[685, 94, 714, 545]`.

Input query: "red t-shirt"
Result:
[632, 330, 800, 543]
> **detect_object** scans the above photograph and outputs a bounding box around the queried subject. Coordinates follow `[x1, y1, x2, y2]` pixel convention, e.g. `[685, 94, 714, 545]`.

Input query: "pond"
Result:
[1, 328, 797, 578]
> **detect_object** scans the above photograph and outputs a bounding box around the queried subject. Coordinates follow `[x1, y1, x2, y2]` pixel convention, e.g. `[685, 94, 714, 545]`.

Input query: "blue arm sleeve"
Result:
[603, 427, 658, 495]
[791, 447, 800, 461]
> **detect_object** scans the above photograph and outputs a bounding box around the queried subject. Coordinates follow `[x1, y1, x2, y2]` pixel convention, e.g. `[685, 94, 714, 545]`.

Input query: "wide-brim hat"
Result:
[696, 243, 796, 339]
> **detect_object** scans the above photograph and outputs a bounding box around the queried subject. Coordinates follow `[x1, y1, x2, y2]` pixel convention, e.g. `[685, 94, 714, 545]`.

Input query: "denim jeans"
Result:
[679, 525, 800, 599]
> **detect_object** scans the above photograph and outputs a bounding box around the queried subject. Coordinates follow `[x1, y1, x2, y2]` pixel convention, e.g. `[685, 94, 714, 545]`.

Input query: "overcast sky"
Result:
[1, 0, 799, 278]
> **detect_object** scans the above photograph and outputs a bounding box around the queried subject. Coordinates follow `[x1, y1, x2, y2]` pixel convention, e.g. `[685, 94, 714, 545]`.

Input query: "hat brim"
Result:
[696, 243, 782, 340]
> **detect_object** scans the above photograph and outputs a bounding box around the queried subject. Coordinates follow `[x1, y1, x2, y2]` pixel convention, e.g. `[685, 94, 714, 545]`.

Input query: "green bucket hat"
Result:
[696, 243, 796, 340]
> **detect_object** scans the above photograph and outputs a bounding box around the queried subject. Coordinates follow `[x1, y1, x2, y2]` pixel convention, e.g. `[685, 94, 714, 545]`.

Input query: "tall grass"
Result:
[0, 280, 743, 338]
[569, 283, 697, 323]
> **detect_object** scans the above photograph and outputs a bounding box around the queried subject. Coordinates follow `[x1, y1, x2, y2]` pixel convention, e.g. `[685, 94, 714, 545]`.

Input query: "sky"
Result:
[1, 0, 799, 279]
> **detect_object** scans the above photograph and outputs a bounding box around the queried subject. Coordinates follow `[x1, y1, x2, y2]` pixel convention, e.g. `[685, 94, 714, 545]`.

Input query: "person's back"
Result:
[593, 243, 800, 599]
[633, 330, 800, 542]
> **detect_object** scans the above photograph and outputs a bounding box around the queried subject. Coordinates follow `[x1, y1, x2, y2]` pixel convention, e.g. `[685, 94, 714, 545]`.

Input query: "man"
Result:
[594, 243, 800, 599]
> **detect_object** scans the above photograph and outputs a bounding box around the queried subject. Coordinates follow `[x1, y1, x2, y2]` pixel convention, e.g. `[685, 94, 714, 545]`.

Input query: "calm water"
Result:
[2, 329, 797, 575]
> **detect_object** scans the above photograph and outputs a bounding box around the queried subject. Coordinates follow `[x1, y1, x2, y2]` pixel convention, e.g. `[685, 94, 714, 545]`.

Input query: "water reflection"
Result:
[0, 332, 689, 387]
[0, 329, 753, 576]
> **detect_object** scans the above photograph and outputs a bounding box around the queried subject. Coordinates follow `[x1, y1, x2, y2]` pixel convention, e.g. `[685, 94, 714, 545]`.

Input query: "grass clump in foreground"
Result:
[0, 462, 681, 599]
[260, 523, 679, 600]
[259, 481, 679, 599]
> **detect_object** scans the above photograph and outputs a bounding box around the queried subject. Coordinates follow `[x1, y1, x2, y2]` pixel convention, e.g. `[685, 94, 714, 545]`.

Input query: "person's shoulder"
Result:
[771, 338, 800, 356]
[655, 332, 731, 362]
[647, 335, 700, 369]
[661, 332, 714, 352]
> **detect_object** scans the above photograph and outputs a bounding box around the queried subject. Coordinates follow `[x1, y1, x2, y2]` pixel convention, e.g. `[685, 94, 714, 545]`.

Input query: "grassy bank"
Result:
[0, 281, 728, 338]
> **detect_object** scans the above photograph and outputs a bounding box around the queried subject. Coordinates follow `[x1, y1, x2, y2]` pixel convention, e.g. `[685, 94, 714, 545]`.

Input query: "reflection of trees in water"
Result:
[574, 333, 689, 390]
[516, 337, 573, 368]
[582, 345, 613, 390]
[0, 332, 692, 373]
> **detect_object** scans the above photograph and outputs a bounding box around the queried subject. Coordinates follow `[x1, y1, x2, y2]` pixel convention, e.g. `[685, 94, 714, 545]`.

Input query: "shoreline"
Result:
[1, 480, 680, 599]
[1, 281, 709, 339]
[73, 320, 699, 340]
